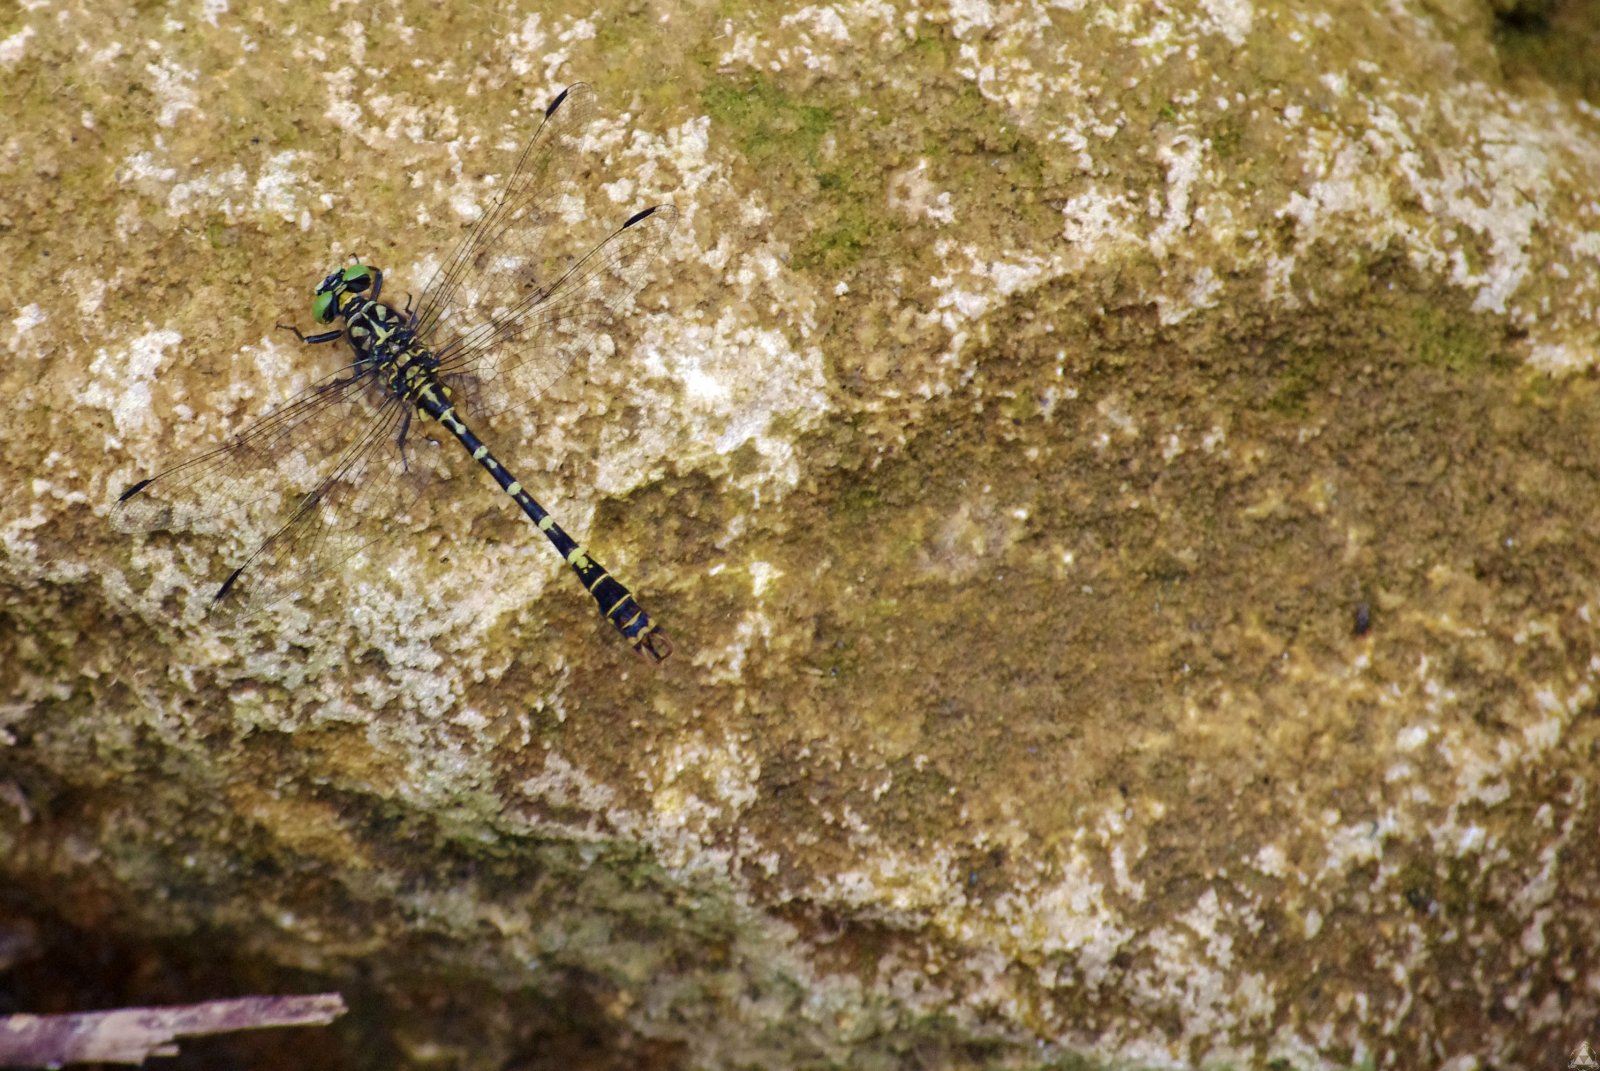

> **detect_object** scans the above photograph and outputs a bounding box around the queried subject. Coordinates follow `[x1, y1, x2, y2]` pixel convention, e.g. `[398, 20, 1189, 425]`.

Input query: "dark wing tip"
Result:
[547, 84, 579, 117]
[215, 565, 246, 603]
[118, 478, 154, 502]
[623, 205, 669, 229]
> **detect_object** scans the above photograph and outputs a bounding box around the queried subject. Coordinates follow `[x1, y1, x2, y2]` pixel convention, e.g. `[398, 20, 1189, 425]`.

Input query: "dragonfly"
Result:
[113, 83, 674, 662]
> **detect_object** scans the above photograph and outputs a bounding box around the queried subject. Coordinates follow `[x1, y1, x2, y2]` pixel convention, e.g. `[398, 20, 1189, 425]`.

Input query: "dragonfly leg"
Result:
[394, 408, 416, 473]
[277, 323, 343, 345]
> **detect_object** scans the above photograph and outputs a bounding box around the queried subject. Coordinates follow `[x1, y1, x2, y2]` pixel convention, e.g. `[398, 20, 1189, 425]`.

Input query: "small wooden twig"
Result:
[0, 993, 347, 1067]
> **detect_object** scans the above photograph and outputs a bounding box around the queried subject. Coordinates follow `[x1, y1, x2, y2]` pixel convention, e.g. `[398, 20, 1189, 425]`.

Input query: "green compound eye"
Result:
[341, 265, 373, 289]
[312, 291, 336, 323]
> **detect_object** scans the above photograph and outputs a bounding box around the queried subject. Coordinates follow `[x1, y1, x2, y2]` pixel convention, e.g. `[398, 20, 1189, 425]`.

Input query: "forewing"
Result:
[435, 204, 675, 419]
[411, 82, 598, 346]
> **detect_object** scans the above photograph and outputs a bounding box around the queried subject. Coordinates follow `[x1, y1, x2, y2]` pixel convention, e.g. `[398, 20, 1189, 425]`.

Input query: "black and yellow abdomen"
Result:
[321, 282, 670, 662]
[112, 83, 675, 662]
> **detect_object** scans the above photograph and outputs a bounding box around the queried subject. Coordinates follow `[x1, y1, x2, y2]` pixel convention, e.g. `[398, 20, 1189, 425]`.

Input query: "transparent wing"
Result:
[207, 400, 416, 621]
[411, 82, 598, 345]
[112, 364, 415, 619]
[435, 204, 675, 419]
[411, 82, 675, 417]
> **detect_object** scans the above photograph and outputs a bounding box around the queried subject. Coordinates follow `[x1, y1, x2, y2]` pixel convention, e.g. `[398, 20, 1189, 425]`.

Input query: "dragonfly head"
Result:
[311, 264, 377, 324]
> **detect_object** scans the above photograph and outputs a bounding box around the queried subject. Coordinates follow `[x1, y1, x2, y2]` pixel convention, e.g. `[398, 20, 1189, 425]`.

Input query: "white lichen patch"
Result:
[646, 732, 762, 849]
[925, 241, 1069, 396]
[699, 608, 777, 686]
[145, 57, 199, 129]
[117, 145, 314, 228]
[748, 559, 782, 598]
[0, 24, 35, 66]
[520, 752, 619, 822]
[887, 159, 956, 225]
[613, 306, 828, 497]
[86, 330, 185, 442]
[6, 304, 49, 362]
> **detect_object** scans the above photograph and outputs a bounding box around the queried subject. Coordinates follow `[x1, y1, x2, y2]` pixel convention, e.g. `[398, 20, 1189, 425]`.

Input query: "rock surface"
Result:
[3, 0, 1599, 1068]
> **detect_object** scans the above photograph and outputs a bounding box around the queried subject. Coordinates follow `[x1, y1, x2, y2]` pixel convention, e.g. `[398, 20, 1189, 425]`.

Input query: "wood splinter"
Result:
[0, 993, 347, 1068]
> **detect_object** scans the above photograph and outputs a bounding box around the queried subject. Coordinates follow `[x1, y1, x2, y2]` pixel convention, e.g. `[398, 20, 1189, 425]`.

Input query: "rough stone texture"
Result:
[3, 0, 1599, 1068]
